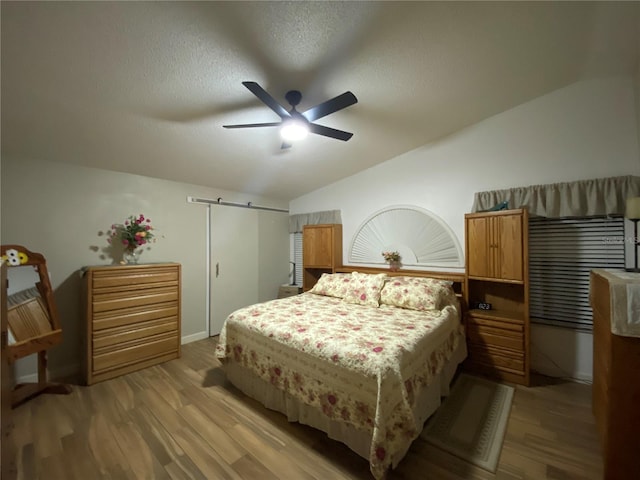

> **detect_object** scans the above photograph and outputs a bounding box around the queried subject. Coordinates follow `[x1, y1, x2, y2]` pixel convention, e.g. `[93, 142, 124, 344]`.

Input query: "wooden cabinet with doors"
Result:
[83, 263, 181, 385]
[302, 224, 342, 291]
[466, 211, 524, 281]
[464, 208, 530, 386]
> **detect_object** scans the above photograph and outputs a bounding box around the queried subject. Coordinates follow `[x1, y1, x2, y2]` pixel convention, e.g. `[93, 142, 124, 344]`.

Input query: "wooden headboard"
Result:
[334, 266, 466, 308]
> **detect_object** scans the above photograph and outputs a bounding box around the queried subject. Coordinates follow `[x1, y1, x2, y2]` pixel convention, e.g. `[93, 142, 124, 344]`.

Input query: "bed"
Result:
[215, 268, 467, 479]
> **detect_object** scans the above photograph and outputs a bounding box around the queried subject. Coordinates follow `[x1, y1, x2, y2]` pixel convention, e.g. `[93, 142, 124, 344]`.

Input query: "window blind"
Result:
[293, 232, 303, 287]
[529, 216, 624, 331]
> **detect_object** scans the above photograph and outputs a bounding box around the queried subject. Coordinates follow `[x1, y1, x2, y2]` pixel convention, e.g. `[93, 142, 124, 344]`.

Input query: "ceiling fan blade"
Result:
[242, 81, 290, 119]
[302, 92, 358, 122]
[308, 123, 354, 141]
[223, 122, 281, 129]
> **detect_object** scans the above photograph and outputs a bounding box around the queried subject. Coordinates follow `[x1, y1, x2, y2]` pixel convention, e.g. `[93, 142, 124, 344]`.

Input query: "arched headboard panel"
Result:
[348, 205, 464, 268]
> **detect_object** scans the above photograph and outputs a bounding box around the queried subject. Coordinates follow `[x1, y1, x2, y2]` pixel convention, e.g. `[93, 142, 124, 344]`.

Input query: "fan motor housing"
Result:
[285, 90, 302, 107]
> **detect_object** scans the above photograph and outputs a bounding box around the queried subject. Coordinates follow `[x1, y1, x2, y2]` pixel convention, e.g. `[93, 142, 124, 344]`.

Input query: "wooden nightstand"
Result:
[278, 285, 302, 299]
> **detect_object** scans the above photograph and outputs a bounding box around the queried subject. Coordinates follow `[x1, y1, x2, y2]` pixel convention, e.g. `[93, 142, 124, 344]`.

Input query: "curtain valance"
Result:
[288, 210, 342, 233]
[472, 175, 640, 217]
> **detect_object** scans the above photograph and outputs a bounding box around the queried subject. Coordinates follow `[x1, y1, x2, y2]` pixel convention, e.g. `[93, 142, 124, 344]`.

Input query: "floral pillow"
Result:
[379, 276, 455, 311]
[342, 271, 388, 307]
[308, 273, 353, 298]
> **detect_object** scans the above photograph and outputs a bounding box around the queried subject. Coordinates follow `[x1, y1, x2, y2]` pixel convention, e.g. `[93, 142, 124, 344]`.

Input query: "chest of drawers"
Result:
[83, 263, 181, 385]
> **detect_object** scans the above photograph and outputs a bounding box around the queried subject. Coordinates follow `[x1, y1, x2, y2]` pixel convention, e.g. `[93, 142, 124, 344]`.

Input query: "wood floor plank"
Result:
[125, 405, 176, 467]
[8, 400, 32, 450]
[60, 431, 108, 479]
[164, 456, 207, 480]
[32, 395, 74, 459]
[177, 403, 246, 464]
[230, 422, 316, 480]
[86, 381, 130, 424]
[16, 443, 36, 480]
[137, 387, 190, 434]
[163, 454, 209, 480]
[160, 356, 208, 390]
[147, 375, 189, 411]
[230, 453, 280, 480]
[110, 420, 164, 479]
[105, 376, 136, 412]
[87, 413, 130, 475]
[171, 427, 241, 480]
[274, 425, 366, 480]
[3, 337, 604, 479]
[40, 453, 77, 480]
[499, 444, 554, 480]
[127, 402, 186, 460]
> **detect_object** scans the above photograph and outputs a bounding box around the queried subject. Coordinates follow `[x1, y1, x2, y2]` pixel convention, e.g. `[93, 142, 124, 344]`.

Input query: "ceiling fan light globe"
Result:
[280, 120, 309, 142]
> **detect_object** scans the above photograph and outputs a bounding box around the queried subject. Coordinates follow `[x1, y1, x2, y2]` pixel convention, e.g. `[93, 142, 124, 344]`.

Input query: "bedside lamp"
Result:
[625, 197, 640, 272]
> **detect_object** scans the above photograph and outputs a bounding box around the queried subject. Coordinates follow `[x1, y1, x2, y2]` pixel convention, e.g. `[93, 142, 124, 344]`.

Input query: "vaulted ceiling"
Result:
[2, 1, 638, 200]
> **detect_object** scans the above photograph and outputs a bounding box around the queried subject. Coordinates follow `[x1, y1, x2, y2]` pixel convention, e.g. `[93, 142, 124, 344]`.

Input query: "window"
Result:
[529, 216, 624, 331]
[292, 232, 303, 287]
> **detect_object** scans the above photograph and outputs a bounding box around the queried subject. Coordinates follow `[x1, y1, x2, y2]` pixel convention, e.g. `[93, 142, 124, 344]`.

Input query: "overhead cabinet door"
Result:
[496, 214, 523, 281]
[302, 224, 342, 291]
[466, 212, 524, 282]
[303, 225, 335, 267]
[466, 216, 491, 278]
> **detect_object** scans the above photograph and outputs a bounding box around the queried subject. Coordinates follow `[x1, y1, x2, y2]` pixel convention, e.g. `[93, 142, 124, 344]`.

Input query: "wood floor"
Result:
[3, 337, 603, 479]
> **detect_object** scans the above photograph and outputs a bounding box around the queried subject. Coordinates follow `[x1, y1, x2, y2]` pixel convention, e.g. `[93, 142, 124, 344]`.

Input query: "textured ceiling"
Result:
[2, 1, 639, 200]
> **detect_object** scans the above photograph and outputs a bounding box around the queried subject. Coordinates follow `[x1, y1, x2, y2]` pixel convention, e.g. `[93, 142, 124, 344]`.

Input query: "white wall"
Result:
[635, 59, 640, 152]
[291, 77, 640, 382]
[1, 158, 289, 381]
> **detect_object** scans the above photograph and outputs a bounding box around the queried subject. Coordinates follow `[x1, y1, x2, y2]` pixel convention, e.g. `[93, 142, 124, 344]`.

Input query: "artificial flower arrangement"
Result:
[108, 214, 155, 252]
[382, 251, 401, 263]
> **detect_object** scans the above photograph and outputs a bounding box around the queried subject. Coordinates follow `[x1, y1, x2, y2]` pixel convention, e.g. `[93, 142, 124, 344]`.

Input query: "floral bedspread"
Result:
[215, 292, 464, 479]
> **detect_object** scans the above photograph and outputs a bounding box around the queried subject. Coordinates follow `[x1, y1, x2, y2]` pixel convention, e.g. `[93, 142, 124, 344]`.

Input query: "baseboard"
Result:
[181, 331, 209, 344]
[530, 367, 593, 385]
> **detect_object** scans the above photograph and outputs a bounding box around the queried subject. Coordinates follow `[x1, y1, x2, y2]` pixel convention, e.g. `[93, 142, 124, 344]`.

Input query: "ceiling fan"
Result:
[223, 81, 357, 148]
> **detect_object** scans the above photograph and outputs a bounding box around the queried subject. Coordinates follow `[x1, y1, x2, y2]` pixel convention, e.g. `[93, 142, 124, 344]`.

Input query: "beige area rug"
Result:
[421, 373, 515, 472]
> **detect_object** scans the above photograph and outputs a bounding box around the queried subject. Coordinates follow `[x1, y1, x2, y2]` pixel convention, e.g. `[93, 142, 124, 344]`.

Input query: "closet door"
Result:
[209, 207, 258, 336]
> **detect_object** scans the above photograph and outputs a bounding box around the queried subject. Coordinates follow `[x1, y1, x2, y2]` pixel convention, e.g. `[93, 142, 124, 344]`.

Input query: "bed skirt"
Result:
[223, 339, 467, 470]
